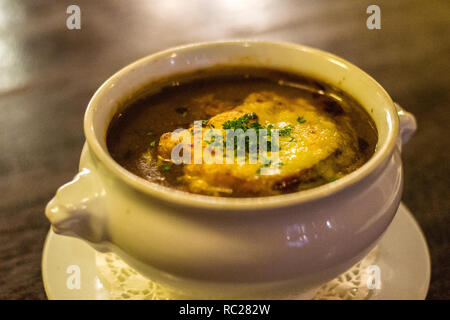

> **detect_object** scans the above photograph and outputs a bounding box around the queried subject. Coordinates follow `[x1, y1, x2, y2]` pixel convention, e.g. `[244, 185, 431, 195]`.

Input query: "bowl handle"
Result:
[45, 167, 108, 243]
[395, 102, 417, 150]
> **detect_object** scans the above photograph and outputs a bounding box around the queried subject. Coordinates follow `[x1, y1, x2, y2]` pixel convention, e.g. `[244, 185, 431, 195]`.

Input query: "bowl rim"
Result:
[84, 40, 399, 210]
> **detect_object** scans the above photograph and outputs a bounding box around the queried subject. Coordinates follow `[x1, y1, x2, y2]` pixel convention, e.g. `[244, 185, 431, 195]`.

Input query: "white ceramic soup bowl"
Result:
[46, 41, 416, 299]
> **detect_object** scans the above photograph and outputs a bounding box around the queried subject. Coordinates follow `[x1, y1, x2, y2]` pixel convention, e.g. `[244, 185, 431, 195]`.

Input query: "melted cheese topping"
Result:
[158, 92, 359, 196]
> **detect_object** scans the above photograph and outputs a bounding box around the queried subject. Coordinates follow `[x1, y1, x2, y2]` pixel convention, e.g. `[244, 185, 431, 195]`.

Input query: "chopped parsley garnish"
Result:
[205, 136, 216, 145]
[161, 165, 171, 171]
[256, 161, 284, 174]
[297, 116, 307, 124]
[278, 125, 293, 136]
[219, 113, 299, 154]
[222, 112, 258, 130]
[150, 140, 156, 147]
[222, 113, 267, 153]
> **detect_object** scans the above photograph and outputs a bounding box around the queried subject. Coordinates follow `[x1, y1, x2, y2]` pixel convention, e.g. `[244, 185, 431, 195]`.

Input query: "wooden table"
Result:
[0, 0, 448, 299]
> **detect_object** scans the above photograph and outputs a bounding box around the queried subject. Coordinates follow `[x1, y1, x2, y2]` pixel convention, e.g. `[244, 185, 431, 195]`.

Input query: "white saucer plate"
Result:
[42, 203, 431, 300]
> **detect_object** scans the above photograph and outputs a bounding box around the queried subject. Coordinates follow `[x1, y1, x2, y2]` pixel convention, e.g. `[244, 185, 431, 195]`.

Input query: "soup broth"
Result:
[107, 67, 377, 197]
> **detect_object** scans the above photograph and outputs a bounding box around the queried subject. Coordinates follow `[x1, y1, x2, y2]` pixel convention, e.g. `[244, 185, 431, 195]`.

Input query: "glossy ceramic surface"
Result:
[42, 203, 430, 300]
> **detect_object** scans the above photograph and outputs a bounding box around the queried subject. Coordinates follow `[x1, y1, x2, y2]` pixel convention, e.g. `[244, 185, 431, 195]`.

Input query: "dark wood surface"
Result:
[0, 0, 448, 299]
